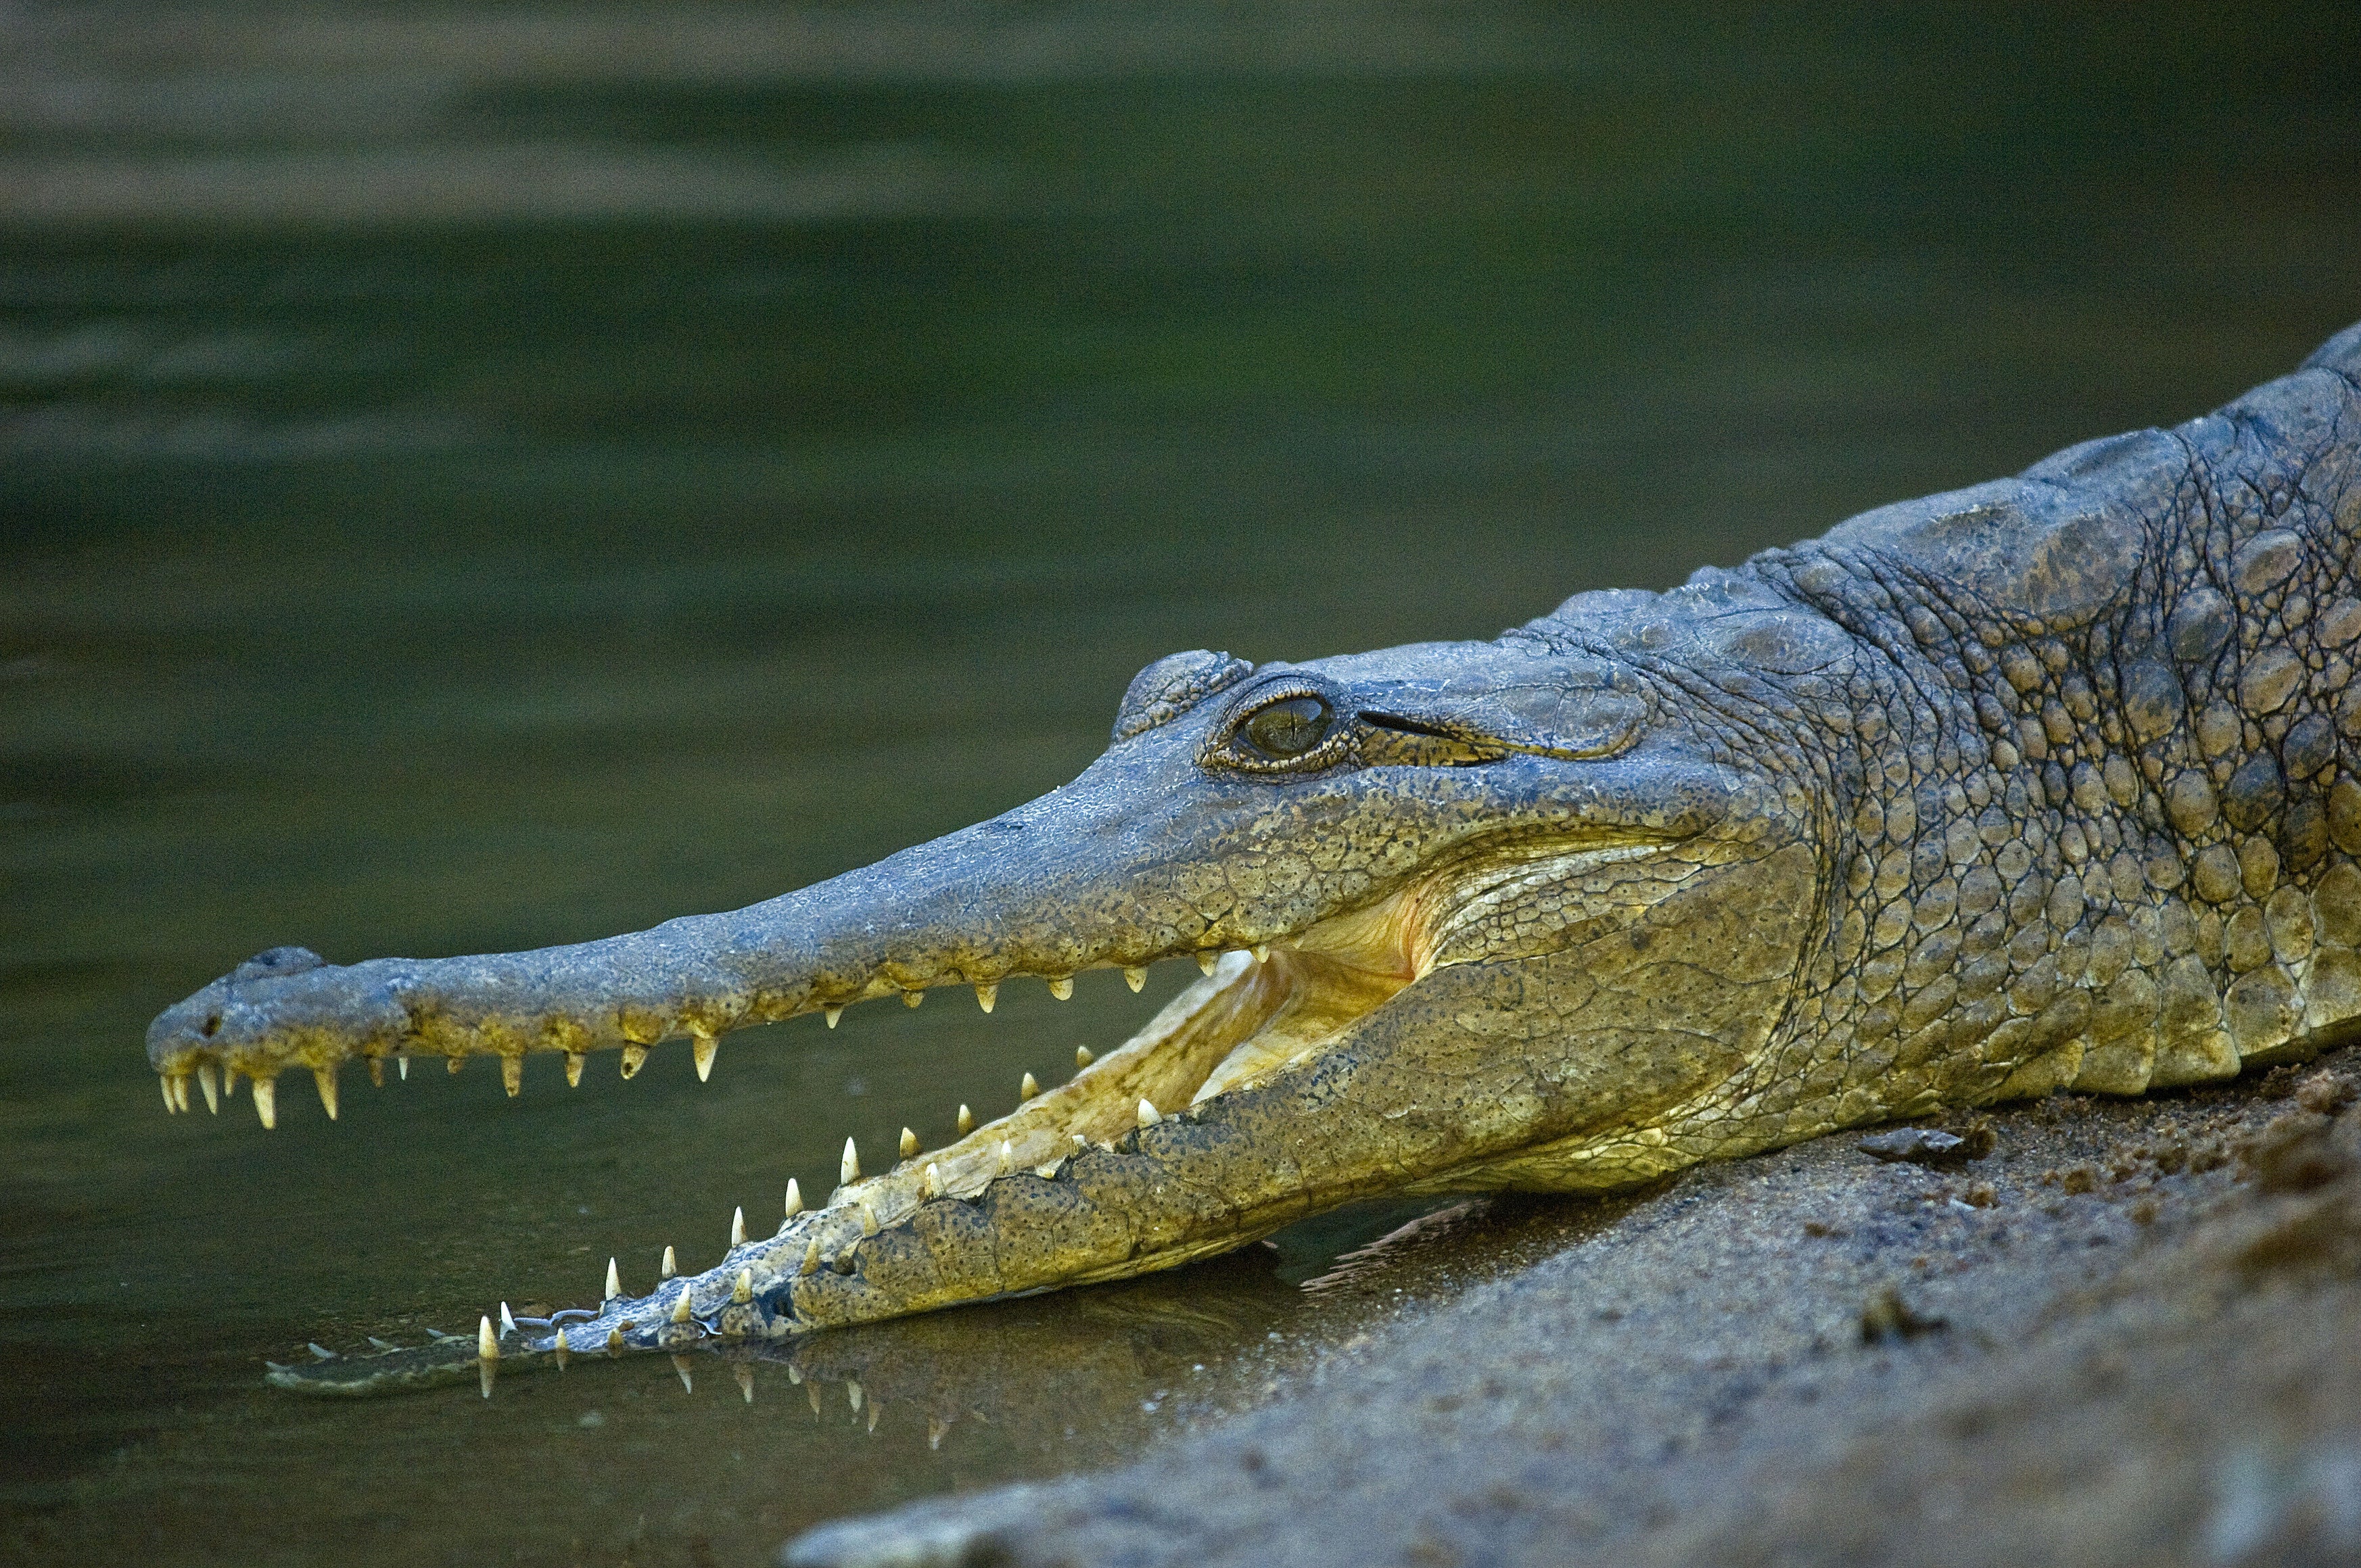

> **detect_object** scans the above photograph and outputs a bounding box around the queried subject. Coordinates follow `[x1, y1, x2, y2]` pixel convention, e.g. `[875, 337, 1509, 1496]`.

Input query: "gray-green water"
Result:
[3, 3, 2356, 1563]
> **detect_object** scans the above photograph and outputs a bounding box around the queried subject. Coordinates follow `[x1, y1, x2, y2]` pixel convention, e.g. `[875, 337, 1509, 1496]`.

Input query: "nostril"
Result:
[201, 1014, 221, 1038]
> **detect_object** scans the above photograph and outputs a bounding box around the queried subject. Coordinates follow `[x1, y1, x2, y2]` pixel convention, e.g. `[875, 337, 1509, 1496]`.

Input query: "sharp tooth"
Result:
[223, 1066, 239, 1099]
[1198, 951, 1217, 976]
[787, 1363, 803, 1385]
[160, 1074, 176, 1114]
[499, 1302, 517, 1336]
[998, 1140, 1014, 1176]
[605, 1258, 622, 1300]
[730, 1206, 747, 1248]
[847, 1379, 863, 1413]
[975, 983, 996, 1013]
[1254, 945, 1271, 963]
[858, 1202, 878, 1237]
[1123, 966, 1146, 993]
[784, 1178, 803, 1219]
[447, 1055, 465, 1075]
[1048, 977, 1073, 1001]
[672, 1289, 695, 1325]
[620, 1043, 649, 1079]
[732, 1268, 753, 1304]
[606, 1327, 624, 1354]
[898, 1127, 919, 1160]
[691, 1030, 718, 1081]
[176, 1074, 193, 1112]
[500, 1054, 523, 1097]
[253, 1076, 277, 1130]
[477, 1315, 498, 1362]
[197, 1062, 220, 1114]
[841, 1137, 860, 1185]
[312, 1066, 339, 1120]
[553, 1326, 569, 1370]
[921, 1162, 941, 1199]
[1071, 1133, 1088, 1153]
[1075, 1046, 1094, 1068]
[565, 1051, 585, 1088]
[367, 1057, 384, 1089]
[956, 1103, 974, 1136]
[824, 1006, 842, 1028]
[673, 1354, 695, 1393]
[735, 1364, 756, 1403]
[1019, 1072, 1039, 1101]
[902, 989, 923, 1009]
[661, 1245, 678, 1280]
[397, 1056, 408, 1081]
[800, 1239, 822, 1275]
[1138, 1099, 1161, 1128]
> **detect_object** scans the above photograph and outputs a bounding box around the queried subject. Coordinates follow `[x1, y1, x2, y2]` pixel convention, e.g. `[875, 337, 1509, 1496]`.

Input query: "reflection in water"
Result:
[3, 0, 2356, 1563]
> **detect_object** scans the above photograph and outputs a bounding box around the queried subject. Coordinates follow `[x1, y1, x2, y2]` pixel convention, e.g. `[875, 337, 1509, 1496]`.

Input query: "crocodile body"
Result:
[145, 323, 2361, 1388]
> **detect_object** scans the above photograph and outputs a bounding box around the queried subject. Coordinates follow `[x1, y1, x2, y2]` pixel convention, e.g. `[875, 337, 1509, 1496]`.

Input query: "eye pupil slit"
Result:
[1243, 696, 1332, 758]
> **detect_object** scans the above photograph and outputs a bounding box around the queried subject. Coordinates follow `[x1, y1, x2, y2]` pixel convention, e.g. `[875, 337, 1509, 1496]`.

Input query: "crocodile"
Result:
[145, 322, 2361, 1392]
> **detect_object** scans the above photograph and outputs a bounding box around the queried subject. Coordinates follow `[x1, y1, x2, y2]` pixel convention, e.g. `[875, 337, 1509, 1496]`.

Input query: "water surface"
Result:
[3, 3, 2356, 1563]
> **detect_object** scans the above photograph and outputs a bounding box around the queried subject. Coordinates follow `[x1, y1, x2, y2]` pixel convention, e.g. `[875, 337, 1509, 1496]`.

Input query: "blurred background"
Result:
[3, 3, 2357, 1563]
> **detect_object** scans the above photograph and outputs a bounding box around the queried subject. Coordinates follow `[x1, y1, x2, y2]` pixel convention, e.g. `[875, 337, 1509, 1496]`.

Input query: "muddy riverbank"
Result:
[790, 1044, 2361, 1568]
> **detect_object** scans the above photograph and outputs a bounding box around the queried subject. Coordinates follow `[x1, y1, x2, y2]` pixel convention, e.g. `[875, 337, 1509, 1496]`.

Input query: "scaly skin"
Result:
[147, 324, 2361, 1394]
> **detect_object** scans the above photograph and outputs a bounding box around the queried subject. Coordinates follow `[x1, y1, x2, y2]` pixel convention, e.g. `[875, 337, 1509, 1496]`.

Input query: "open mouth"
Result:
[843, 883, 1432, 1217]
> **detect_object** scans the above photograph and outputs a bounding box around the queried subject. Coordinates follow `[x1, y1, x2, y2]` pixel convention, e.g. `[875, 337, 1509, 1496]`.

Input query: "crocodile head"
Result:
[147, 588, 1848, 1354]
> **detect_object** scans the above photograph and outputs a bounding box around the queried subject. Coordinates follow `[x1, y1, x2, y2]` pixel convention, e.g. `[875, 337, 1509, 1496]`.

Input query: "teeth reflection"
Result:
[673, 1354, 695, 1393]
[735, 1364, 755, 1402]
[197, 1062, 219, 1113]
[500, 1054, 521, 1097]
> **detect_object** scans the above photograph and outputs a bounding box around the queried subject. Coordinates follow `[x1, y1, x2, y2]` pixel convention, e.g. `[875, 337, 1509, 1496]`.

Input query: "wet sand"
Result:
[790, 1045, 2361, 1567]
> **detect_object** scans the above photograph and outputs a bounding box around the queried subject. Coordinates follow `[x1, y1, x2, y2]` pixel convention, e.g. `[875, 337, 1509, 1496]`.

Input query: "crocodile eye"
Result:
[1241, 695, 1332, 759]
